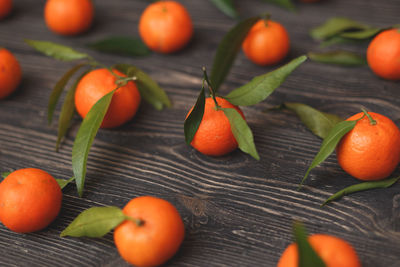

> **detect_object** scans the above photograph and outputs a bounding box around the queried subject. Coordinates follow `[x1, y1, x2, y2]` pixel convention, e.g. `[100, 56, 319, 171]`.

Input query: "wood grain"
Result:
[1, 0, 400, 266]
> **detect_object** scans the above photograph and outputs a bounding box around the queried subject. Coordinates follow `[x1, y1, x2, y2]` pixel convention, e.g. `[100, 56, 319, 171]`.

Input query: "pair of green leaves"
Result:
[1, 171, 74, 190]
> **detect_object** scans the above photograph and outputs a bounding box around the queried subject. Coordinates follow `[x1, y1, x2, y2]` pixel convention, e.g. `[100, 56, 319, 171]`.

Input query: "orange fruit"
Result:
[74, 68, 141, 128]
[187, 97, 244, 156]
[336, 112, 400, 181]
[367, 28, 400, 80]
[242, 19, 290, 66]
[139, 1, 193, 53]
[44, 0, 94, 36]
[114, 196, 185, 267]
[0, 48, 22, 99]
[0, 168, 62, 233]
[0, 0, 12, 19]
[277, 234, 361, 267]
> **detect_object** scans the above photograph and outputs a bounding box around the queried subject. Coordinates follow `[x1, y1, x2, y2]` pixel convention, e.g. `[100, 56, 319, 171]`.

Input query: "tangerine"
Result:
[114, 196, 185, 267]
[0, 168, 62, 233]
[74, 68, 141, 128]
[0, 0, 12, 19]
[0, 48, 21, 99]
[139, 1, 193, 53]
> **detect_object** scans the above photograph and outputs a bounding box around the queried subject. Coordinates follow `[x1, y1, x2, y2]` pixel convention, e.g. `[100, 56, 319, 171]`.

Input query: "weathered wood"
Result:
[1, 0, 400, 266]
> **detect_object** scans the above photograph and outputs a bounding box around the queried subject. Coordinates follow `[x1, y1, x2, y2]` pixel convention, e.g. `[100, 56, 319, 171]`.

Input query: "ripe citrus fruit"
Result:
[187, 97, 244, 156]
[0, 48, 22, 99]
[74, 68, 141, 128]
[0, 0, 12, 19]
[242, 19, 290, 66]
[367, 28, 400, 80]
[277, 234, 361, 267]
[114, 196, 185, 267]
[336, 112, 400, 181]
[44, 0, 94, 36]
[0, 168, 62, 233]
[139, 1, 193, 54]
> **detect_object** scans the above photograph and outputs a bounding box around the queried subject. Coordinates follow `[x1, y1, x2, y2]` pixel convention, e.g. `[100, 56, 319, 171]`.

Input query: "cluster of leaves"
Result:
[25, 40, 171, 197]
[184, 16, 307, 160]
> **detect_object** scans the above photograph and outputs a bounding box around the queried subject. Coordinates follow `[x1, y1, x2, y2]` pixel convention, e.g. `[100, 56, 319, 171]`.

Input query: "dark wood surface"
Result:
[1, 0, 400, 266]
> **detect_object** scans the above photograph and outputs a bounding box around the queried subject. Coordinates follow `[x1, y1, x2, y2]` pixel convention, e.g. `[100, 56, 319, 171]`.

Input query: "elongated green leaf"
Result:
[225, 56, 307, 106]
[320, 35, 364, 48]
[60, 206, 125, 237]
[283, 102, 342, 139]
[310, 17, 369, 40]
[210, 16, 260, 92]
[56, 71, 90, 151]
[114, 64, 171, 110]
[322, 176, 400, 206]
[339, 27, 381, 39]
[56, 177, 75, 190]
[293, 222, 326, 267]
[1, 172, 11, 178]
[261, 0, 295, 11]
[184, 87, 206, 144]
[25, 40, 90, 61]
[48, 63, 87, 125]
[209, 0, 239, 19]
[222, 108, 259, 160]
[87, 36, 151, 57]
[72, 89, 116, 197]
[308, 51, 367, 66]
[300, 120, 357, 187]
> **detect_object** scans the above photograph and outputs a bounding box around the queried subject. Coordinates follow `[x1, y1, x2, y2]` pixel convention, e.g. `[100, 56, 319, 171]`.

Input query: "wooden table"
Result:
[1, 0, 399, 266]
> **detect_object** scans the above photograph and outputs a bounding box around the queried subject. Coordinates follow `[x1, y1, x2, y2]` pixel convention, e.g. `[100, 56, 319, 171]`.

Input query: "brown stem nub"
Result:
[126, 216, 144, 226]
[361, 108, 377, 125]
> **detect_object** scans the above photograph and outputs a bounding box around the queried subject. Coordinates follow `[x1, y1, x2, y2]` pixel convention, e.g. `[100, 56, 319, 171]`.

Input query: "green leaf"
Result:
[25, 39, 90, 61]
[310, 17, 369, 41]
[260, 0, 295, 11]
[222, 107, 260, 160]
[322, 176, 400, 206]
[1, 172, 11, 178]
[56, 177, 75, 190]
[300, 120, 357, 188]
[320, 36, 365, 48]
[48, 63, 87, 125]
[308, 51, 367, 66]
[184, 87, 206, 144]
[210, 16, 260, 92]
[87, 36, 151, 57]
[114, 64, 171, 110]
[225, 55, 307, 106]
[339, 27, 381, 39]
[209, 0, 239, 19]
[56, 71, 90, 151]
[293, 222, 326, 267]
[283, 102, 342, 139]
[72, 89, 116, 197]
[60, 206, 125, 238]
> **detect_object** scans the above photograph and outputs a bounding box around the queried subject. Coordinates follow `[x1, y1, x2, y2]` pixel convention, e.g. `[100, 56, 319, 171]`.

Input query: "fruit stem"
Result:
[263, 13, 271, 27]
[361, 108, 377, 125]
[202, 66, 220, 109]
[126, 216, 144, 226]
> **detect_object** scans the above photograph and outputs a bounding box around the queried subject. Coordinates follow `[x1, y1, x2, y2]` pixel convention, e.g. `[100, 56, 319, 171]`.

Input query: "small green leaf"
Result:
[1, 172, 11, 178]
[260, 0, 295, 11]
[300, 120, 357, 187]
[339, 27, 381, 39]
[283, 102, 343, 139]
[209, 0, 239, 19]
[72, 89, 116, 197]
[225, 56, 307, 106]
[60, 206, 125, 238]
[322, 176, 400, 206]
[310, 17, 369, 41]
[87, 36, 151, 57]
[56, 177, 75, 190]
[210, 16, 260, 92]
[184, 87, 206, 145]
[320, 36, 365, 48]
[114, 64, 171, 110]
[308, 51, 367, 66]
[25, 40, 90, 61]
[222, 107, 259, 160]
[293, 222, 326, 267]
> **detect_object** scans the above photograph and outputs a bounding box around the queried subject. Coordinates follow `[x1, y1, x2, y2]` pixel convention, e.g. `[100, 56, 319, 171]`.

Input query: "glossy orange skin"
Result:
[114, 196, 185, 267]
[187, 97, 244, 156]
[242, 19, 290, 66]
[0, 0, 12, 19]
[367, 29, 400, 80]
[139, 1, 193, 53]
[277, 234, 361, 267]
[74, 68, 141, 128]
[337, 112, 400, 180]
[0, 48, 21, 99]
[44, 0, 94, 36]
[0, 168, 62, 233]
